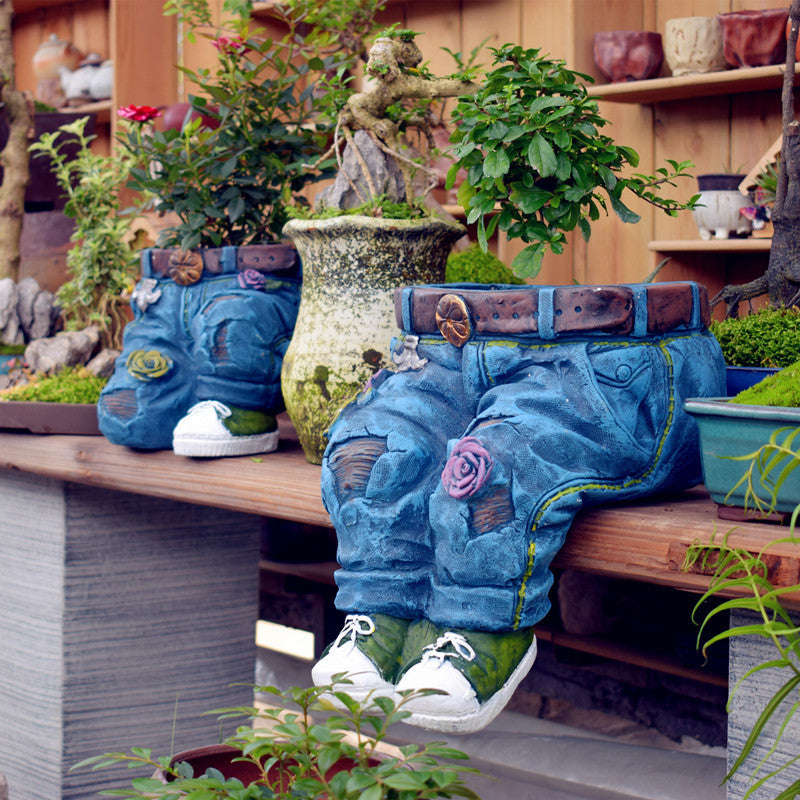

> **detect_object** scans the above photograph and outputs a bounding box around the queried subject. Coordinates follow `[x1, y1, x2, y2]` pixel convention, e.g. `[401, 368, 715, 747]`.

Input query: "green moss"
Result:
[731, 360, 800, 407]
[445, 244, 525, 285]
[288, 195, 437, 221]
[0, 344, 26, 356]
[0, 367, 107, 404]
[710, 307, 800, 368]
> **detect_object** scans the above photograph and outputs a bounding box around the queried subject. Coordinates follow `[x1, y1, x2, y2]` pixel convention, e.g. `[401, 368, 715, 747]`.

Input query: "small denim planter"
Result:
[684, 397, 800, 513]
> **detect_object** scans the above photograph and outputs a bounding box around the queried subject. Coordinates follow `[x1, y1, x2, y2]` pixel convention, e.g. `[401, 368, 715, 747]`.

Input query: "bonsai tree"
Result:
[0, 0, 33, 281]
[714, 0, 800, 315]
[446, 45, 696, 278]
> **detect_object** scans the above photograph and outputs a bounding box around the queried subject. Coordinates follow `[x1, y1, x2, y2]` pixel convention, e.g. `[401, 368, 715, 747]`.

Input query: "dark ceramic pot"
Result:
[593, 30, 663, 82]
[0, 110, 96, 211]
[726, 365, 779, 396]
[718, 7, 789, 67]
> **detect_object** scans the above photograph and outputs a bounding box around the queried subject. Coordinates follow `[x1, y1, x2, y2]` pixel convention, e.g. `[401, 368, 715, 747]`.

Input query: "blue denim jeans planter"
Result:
[321, 282, 726, 632]
[98, 246, 301, 450]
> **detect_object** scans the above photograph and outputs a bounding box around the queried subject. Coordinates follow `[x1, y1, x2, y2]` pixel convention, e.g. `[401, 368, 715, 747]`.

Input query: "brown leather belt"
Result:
[394, 283, 711, 346]
[143, 245, 299, 285]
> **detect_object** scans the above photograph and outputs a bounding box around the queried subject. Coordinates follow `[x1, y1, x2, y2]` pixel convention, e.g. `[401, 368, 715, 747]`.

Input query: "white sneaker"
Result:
[312, 613, 409, 706]
[172, 400, 279, 457]
[395, 627, 537, 733]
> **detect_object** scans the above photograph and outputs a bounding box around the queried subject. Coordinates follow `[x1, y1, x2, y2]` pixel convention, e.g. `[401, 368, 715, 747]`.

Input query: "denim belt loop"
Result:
[141, 248, 154, 279]
[221, 246, 238, 273]
[689, 283, 702, 329]
[537, 287, 556, 341]
[398, 287, 415, 333]
[633, 285, 649, 338]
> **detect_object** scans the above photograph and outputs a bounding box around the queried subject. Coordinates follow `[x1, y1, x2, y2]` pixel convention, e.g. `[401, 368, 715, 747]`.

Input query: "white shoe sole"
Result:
[312, 645, 397, 710]
[400, 636, 538, 734]
[173, 429, 279, 457]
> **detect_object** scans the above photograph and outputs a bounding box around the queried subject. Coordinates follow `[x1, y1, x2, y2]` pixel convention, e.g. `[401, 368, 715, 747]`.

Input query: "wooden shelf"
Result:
[2, 415, 800, 608]
[649, 238, 772, 253]
[587, 63, 800, 104]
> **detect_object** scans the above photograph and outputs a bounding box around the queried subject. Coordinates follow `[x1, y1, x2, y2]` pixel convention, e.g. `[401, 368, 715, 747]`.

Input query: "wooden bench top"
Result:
[2, 415, 799, 607]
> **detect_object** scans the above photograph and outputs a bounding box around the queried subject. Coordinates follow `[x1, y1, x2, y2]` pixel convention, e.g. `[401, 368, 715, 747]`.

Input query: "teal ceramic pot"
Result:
[684, 397, 800, 512]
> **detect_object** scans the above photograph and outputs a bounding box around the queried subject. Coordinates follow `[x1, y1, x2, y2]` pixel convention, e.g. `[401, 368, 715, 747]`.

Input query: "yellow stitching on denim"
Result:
[512, 340, 678, 629]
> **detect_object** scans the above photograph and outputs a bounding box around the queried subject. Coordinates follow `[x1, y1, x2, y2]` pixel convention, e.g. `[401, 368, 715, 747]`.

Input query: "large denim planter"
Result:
[685, 397, 800, 513]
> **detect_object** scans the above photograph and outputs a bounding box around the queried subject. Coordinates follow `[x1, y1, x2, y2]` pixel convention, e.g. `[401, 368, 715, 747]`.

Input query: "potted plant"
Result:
[95, 0, 376, 457]
[685, 360, 800, 516]
[29, 115, 138, 352]
[709, 306, 800, 394]
[280, 28, 477, 463]
[72, 682, 482, 799]
[445, 45, 697, 279]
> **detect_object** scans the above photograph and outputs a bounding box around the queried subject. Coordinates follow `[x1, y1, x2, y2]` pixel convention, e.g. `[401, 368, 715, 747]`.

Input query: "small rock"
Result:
[86, 348, 120, 378]
[24, 326, 101, 374]
[315, 130, 407, 211]
[16, 276, 40, 335]
[30, 289, 58, 340]
[0, 277, 18, 329]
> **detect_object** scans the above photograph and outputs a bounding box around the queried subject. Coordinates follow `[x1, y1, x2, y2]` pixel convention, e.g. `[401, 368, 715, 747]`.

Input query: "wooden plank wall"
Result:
[11, 0, 789, 297]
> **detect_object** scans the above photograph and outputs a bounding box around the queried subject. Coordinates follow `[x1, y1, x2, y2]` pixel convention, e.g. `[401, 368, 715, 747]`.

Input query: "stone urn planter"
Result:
[664, 16, 727, 77]
[592, 30, 663, 82]
[692, 174, 752, 240]
[281, 215, 464, 464]
[718, 7, 789, 68]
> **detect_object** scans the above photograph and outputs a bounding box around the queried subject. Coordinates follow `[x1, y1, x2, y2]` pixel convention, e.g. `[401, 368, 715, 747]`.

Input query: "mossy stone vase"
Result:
[281, 215, 464, 464]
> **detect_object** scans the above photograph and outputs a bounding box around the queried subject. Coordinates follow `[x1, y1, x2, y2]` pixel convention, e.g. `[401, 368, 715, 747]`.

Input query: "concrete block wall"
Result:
[0, 471, 262, 800]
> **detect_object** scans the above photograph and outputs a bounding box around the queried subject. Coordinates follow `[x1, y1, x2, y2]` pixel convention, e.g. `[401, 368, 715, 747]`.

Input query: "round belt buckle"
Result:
[168, 249, 203, 285]
[436, 293, 472, 347]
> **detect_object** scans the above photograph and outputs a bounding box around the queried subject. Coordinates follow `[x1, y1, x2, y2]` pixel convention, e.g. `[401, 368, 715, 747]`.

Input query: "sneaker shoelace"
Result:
[185, 400, 231, 420]
[421, 632, 476, 666]
[334, 614, 375, 648]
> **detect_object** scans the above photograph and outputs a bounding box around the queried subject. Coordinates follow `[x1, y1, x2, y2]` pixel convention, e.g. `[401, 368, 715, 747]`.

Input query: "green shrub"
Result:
[710, 307, 800, 368]
[445, 244, 524, 285]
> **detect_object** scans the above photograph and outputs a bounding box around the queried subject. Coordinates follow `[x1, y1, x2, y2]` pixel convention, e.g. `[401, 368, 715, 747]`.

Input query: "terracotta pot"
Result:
[663, 16, 728, 76]
[718, 7, 789, 68]
[156, 743, 376, 790]
[592, 30, 663, 82]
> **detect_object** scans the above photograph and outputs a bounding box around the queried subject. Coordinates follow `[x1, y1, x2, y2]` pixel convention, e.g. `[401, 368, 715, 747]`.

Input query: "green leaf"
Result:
[511, 243, 545, 279]
[606, 188, 640, 224]
[383, 772, 427, 790]
[527, 133, 557, 178]
[484, 148, 510, 178]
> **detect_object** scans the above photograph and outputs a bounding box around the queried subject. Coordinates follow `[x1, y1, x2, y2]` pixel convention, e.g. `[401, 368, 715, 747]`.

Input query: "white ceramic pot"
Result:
[664, 16, 727, 76]
[692, 174, 752, 240]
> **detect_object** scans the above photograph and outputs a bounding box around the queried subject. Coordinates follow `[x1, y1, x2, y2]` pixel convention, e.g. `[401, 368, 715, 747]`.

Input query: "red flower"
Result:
[212, 35, 248, 54]
[117, 105, 163, 123]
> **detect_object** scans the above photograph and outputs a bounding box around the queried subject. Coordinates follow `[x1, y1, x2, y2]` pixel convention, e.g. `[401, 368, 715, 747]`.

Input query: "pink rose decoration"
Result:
[441, 437, 494, 499]
[237, 269, 267, 291]
[117, 105, 162, 123]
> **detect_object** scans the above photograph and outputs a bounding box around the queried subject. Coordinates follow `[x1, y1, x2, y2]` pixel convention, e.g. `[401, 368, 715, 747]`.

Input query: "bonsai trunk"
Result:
[0, 0, 32, 282]
[715, 0, 800, 315]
